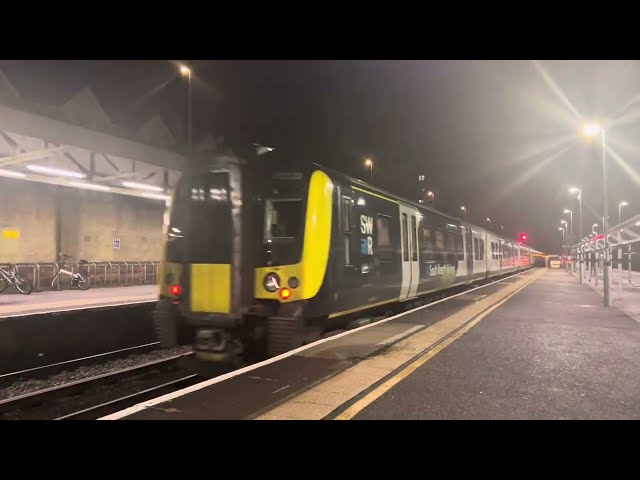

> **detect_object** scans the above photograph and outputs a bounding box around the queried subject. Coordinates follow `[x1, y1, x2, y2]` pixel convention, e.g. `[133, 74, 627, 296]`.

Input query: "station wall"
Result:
[0, 178, 165, 263]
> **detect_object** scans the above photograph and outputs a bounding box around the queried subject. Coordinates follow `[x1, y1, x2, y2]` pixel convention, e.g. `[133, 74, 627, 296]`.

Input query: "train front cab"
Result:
[153, 155, 256, 366]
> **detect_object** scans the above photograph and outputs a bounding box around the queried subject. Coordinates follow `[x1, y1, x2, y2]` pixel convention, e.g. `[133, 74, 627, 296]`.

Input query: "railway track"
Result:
[0, 352, 199, 420]
[0, 342, 162, 388]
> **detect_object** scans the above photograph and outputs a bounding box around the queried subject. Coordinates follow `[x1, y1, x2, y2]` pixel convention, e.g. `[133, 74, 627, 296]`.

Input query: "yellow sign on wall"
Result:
[2, 229, 20, 240]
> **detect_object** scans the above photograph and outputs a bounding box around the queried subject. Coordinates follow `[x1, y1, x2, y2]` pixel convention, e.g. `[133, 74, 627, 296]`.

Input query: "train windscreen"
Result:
[261, 172, 307, 266]
[166, 171, 232, 264]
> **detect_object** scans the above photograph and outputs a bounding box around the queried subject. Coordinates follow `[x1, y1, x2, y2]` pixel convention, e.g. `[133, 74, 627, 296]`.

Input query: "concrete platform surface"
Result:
[0, 285, 158, 318]
[348, 270, 640, 419]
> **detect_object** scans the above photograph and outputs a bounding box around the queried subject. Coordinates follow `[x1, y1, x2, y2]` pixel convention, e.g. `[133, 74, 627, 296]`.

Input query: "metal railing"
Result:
[0, 261, 160, 292]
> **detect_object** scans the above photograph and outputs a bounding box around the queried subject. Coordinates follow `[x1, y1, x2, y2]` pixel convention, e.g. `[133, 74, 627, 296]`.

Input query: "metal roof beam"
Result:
[0, 146, 67, 167]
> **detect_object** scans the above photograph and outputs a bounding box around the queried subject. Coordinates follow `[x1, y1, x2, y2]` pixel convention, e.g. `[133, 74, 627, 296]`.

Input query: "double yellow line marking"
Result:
[334, 271, 541, 419]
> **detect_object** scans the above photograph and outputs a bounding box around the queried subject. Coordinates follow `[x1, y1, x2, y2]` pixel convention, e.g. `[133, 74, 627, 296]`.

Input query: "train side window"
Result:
[479, 239, 485, 260]
[422, 225, 433, 252]
[342, 196, 352, 265]
[456, 233, 464, 261]
[435, 230, 445, 251]
[474, 237, 479, 259]
[401, 213, 409, 261]
[411, 215, 418, 261]
[376, 214, 393, 261]
[491, 242, 496, 260]
[446, 231, 456, 254]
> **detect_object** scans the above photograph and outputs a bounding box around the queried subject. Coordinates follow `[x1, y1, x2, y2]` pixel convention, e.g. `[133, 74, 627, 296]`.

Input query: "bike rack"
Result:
[0, 260, 160, 293]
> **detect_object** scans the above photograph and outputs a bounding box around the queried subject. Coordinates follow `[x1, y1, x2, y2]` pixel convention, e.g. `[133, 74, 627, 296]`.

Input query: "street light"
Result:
[569, 187, 584, 284]
[582, 121, 611, 306]
[593, 223, 598, 234]
[559, 226, 565, 246]
[426, 191, 434, 206]
[619, 201, 628, 225]
[179, 64, 192, 152]
[460, 206, 467, 217]
[364, 158, 373, 182]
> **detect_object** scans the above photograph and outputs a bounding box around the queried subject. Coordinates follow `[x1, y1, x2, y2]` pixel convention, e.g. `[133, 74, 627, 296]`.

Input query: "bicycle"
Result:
[0, 263, 33, 294]
[52, 253, 92, 290]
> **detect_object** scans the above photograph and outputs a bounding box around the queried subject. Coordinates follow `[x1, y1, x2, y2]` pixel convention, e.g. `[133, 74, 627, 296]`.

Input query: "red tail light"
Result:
[279, 287, 292, 300]
[169, 284, 181, 296]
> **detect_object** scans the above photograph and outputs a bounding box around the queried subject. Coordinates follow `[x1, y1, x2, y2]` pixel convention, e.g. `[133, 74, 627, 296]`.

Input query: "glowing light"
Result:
[142, 193, 170, 201]
[0, 168, 26, 178]
[68, 181, 112, 192]
[179, 65, 191, 77]
[122, 181, 164, 192]
[27, 164, 86, 178]
[279, 287, 292, 300]
[582, 123, 602, 138]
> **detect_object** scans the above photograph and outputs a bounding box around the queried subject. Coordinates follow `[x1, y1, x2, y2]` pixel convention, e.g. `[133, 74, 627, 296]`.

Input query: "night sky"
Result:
[2, 59, 640, 254]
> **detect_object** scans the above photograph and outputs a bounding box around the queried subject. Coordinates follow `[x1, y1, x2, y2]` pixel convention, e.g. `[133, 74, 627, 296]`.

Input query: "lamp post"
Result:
[460, 206, 467, 217]
[582, 122, 611, 306]
[569, 187, 583, 283]
[563, 209, 573, 243]
[179, 64, 192, 152]
[619, 201, 628, 225]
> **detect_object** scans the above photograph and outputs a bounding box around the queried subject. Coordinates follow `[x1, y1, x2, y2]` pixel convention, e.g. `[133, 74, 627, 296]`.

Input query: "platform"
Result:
[0, 285, 158, 319]
[97, 266, 640, 420]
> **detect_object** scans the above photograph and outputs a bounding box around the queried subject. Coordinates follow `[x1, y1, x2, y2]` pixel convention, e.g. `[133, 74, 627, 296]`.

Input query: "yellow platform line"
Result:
[255, 268, 546, 420]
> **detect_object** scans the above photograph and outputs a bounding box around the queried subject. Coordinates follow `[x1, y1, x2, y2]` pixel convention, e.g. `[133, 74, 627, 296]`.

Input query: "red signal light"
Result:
[520, 234, 528, 242]
[169, 284, 181, 296]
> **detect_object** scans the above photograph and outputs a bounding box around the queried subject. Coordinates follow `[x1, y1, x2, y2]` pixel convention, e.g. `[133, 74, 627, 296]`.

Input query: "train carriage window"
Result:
[474, 237, 479, 259]
[401, 214, 409, 261]
[491, 242, 496, 260]
[435, 230, 445, 251]
[456, 232, 464, 261]
[479, 239, 485, 260]
[446, 231, 456, 254]
[342, 196, 352, 266]
[376, 214, 393, 262]
[422, 225, 433, 252]
[411, 216, 418, 261]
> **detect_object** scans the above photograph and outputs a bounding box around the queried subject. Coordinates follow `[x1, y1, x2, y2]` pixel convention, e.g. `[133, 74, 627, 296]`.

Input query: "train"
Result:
[153, 150, 539, 366]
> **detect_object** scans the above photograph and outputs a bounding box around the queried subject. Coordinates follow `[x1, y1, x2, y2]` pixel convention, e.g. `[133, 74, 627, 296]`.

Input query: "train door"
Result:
[399, 205, 419, 300]
[465, 226, 473, 282]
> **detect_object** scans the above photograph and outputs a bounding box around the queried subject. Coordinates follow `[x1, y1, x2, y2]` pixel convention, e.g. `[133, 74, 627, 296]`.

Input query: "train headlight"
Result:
[263, 272, 281, 292]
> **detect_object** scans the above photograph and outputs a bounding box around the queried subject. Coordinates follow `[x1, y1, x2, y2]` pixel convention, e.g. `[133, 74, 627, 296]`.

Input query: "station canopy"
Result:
[0, 69, 222, 202]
